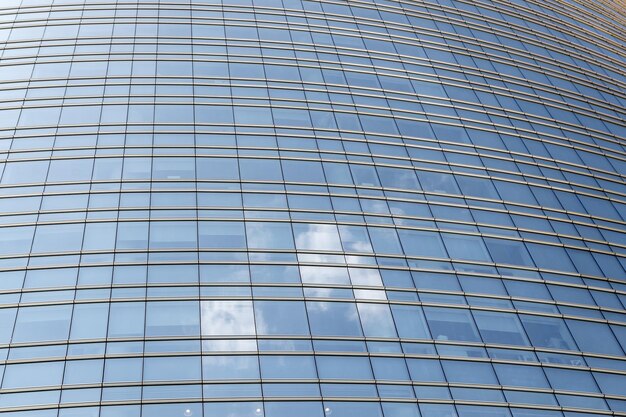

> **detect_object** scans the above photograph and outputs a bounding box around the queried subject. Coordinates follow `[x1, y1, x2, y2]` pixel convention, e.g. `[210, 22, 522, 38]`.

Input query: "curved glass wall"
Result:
[0, 0, 625, 416]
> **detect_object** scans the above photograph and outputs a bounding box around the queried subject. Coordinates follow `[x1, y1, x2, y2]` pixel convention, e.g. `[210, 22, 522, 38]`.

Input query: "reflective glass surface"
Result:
[0, 0, 625, 416]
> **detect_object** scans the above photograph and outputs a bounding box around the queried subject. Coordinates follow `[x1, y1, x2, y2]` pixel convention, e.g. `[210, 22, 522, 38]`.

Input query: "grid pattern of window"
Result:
[0, 0, 625, 416]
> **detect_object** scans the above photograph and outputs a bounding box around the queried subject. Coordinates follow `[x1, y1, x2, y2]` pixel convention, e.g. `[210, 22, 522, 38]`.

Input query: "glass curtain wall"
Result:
[0, 0, 625, 416]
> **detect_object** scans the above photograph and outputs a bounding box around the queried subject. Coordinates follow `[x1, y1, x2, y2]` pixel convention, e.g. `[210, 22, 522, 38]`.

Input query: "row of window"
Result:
[1, 358, 625, 412]
[4, 11, 620, 119]
[2, 182, 621, 232]
[2, 136, 623, 205]
[1, 215, 623, 276]
[1, 136, 621, 197]
[2, 93, 622, 179]
[0, 145, 616, 199]
[0, 333, 619, 370]
[1, 198, 622, 261]
[2, 40, 621, 137]
[1, 353, 625, 412]
[0, 184, 622, 242]
[0, 399, 617, 417]
[0, 133, 624, 198]
[0, 196, 621, 265]
[4, 0, 620, 66]
[6, 353, 624, 390]
[2, 83, 621, 159]
[1, 300, 625, 356]
[1, 45, 623, 142]
[1, 123, 623, 198]
[1, 16, 619, 93]
[4, 259, 626, 319]
[0, 0, 623, 415]
[1, 220, 623, 277]
[3, 0, 617, 62]
[1, 0, 622, 97]
[0, 177, 623, 255]
[3, 284, 626, 329]
[4, 244, 622, 290]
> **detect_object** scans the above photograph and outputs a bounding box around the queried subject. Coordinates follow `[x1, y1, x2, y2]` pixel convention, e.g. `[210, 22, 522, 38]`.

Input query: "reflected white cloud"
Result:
[202, 339, 257, 352]
[338, 225, 373, 253]
[201, 301, 255, 336]
[300, 266, 350, 285]
[294, 224, 342, 251]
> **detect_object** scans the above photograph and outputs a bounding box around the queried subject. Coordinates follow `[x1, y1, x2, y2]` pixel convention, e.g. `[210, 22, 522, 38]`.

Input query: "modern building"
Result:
[0, 0, 625, 416]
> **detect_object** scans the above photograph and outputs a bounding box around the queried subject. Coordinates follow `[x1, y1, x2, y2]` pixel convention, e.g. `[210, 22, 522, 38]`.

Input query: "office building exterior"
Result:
[0, 0, 625, 416]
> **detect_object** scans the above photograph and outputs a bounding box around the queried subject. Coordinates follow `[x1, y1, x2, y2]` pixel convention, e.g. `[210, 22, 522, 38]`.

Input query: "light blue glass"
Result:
[1, 0, 625, 414]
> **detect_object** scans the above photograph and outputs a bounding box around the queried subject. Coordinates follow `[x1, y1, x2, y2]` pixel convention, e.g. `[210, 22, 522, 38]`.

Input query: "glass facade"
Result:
[0, 0, 625, 416]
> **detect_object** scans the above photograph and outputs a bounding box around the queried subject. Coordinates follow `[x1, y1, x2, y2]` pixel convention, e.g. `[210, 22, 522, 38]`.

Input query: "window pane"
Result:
[246, 222, 294, 249]
[368, 227, 403, 254]
[152, 157, 195, 180]
[442, 360, 497, 385]
[203, 356, 259, 380]
[407, 359, 445, 382]
[197, 157, 239, 180]
[13, 305, 72, 342]
[282, 160, 325, 183]
[2, 161, 49, 184]
[240, 158, 283, 181]
[566, 319, 623, 355]
[317, 356, 373, 380]
[307, 302, 363, 336]
[108, 302, 145, 337]
[201, 264, 250, 283]
[293, 224, 342, 251]
[338, 225, 373, 253]
[300, 266, 350, 285]
[3, 361, 64, 388]
[150, 221, 197, 249]
[526, 243, 576, 272]
[146, 301, 200, 337]
[254, 301, 310, 335]
[70, 303, 109, 340]
[0, 226, 35, 255]
[424, 307, 480, 342]
[398, 229, 447, 258]
[391, 305, 430, 339]
[201, 301, 255, 336]
[0, 308, 16, 343]
[265, 402, 323, 417]
[104, 358, 143, 383]
[371, 357, 410, 381]
[442, 233, 491, 262]
[484, 238, 534, 267]
[199, 221, 246, 248]
[494, 364, 549, 388]
[520, 315, 577, 351]
[48, 159, 93, 182]
[250, 265, 300, 284]
[260, 356, 317, 379]
[323, 402, 383, 417]
[544, 367, 599, 393]
[32, 223, 84, 253]
[473, 311, 530, 346]
[116, 221, 149, 249]
[357, 303, 397, 337]
[63, 359, 104, 385]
